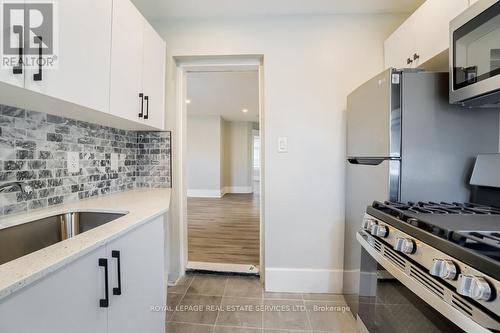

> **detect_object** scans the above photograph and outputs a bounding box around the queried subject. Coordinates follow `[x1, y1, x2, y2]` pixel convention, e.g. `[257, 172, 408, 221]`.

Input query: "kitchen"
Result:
[0, 0, 499, 332]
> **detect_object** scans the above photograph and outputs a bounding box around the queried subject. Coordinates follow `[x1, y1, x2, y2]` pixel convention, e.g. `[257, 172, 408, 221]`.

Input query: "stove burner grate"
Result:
[384, 201, 500, 215]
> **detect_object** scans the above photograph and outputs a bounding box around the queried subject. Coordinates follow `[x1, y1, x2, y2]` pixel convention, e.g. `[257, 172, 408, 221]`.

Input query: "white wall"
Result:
[222, 121, 254, 193]
[160, 14, 406, 291]
[187, 115, 223, 197]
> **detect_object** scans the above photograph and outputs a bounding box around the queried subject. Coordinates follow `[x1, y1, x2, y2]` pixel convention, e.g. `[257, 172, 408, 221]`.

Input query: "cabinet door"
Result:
[107, 217, 166, 333]
[24, 0, 112, 112]
[0, 247, 108, 333]
[384, 13, 417, 69]
[0, 1, 25, 88]
[142, 22, 166, 130]
[109, 0, 144, 123]
[414, 0, 469, 66]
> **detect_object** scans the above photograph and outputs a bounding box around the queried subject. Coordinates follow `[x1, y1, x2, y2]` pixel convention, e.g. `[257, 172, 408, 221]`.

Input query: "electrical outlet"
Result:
[67, 152, 79, 173]
[111, 153, 119, 170]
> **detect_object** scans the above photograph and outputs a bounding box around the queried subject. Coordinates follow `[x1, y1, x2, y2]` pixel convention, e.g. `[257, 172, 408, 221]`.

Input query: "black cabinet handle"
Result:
[144, 96, 149, 120]
[33, 36, 43, 81]
[407, 58, 413, 65]
[98, 258, 109, 308]
[413, 53, 420, 61]
[13, 25, 23, 75]
[112, 250, 122, 296]
[139, 93, 144, 118]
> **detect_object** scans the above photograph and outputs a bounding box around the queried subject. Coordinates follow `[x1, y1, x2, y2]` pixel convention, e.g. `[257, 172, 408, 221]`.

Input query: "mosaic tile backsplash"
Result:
[0, 104, 171, 217]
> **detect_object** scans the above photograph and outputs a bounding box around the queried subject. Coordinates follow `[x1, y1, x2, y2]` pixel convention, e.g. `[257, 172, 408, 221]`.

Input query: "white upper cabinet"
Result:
[384, 0, 469, 69]
[24, 0, 113, 113]
[110, 0, 166, 130]
[0, 1, 25, 89]
[142, 23, 166, 128]
[0, 0, 165, 130]
[109, 0, 145, 124]
[384, 14, 417, 69]
[413, 0, 469, 66]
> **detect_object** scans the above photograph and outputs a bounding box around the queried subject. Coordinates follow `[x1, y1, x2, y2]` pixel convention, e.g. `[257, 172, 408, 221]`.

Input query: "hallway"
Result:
[188, 193, 260, 266]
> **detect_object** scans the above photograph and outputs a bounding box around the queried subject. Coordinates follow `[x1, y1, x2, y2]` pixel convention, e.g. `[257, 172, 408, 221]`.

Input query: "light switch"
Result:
[67, 152, 80, 173]
[278, 137, 288, 153]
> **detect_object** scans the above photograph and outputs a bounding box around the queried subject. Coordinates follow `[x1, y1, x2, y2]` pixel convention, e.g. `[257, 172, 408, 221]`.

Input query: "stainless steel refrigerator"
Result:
[343, 69, 500, 304]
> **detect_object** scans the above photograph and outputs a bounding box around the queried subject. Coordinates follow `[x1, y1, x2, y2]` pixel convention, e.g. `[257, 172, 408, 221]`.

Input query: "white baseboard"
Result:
[187, 261, 259, 274]
[187, 189, 223, 198]
[265, 267, 344, 293]
[223, 186, 253, 194]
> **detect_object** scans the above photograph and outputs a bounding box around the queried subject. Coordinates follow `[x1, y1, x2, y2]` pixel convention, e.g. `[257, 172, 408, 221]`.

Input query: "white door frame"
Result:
[174, 55, 265, 280]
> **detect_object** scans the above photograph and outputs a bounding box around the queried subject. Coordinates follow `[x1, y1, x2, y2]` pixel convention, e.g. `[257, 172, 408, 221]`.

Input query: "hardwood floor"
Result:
[187, 193, 260, 265]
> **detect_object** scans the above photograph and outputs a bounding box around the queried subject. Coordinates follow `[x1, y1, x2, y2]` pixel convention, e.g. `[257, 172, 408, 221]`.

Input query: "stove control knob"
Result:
[430, 259, 457, 280]
[394, 238, 416, 254]
[370, 224, 389, 238]
[457, 275, 493, 301]
[361, 218, 377, 231]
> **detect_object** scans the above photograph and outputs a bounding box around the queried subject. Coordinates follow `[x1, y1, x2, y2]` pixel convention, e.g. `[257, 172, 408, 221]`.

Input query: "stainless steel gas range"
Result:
[356, 155, 500, 333]
[357, 202, 500, 333]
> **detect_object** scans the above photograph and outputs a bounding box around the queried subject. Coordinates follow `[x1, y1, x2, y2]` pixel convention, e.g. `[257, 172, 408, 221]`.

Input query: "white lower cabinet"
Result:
[107, 217, 166, 333]
[0, 216, 166, 333]
[0, 247, 108, 333]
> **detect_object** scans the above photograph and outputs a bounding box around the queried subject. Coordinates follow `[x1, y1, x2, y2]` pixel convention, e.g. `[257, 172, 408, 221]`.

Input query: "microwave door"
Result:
[450, 0, 500, 106]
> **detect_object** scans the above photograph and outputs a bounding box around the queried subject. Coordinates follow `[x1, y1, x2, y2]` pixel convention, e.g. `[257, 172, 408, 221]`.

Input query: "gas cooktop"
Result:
[369, 201, 500, 264]
[385, 201, 500, 215]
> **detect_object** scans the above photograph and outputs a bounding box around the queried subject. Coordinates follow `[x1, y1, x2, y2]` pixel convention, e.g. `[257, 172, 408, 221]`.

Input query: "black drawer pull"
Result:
[139, 93, 144, 118]
[112, 250, 122, 295]
[33, 36, 43, 81]
[13, 25, 23, 75]
[144, 96, 149, 120]
[98, 258, 109, 308]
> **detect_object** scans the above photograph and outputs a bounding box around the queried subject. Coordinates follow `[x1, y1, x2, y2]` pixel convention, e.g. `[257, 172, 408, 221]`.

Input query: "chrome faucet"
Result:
[0, 182, 33, 195]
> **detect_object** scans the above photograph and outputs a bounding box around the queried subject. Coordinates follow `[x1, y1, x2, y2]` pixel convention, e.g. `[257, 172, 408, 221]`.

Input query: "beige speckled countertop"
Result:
[0, 188, 171, 301]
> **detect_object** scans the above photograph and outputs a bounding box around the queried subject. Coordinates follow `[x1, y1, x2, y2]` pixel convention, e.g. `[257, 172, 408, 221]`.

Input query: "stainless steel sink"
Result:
[0, 212, 125, 266]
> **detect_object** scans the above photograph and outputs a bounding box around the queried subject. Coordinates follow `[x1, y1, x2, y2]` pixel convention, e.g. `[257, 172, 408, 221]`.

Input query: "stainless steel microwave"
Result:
[450, 0, 500, 107]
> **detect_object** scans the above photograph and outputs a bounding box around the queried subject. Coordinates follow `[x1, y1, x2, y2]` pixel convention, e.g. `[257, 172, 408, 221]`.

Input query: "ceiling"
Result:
[186, 71, 259, 123]
[131, 0, 426, 22]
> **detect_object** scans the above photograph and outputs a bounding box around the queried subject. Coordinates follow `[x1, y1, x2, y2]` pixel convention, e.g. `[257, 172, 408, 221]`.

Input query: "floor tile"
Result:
[263, 292, 303, 300]
[216, 297, 263, 328]
[301, 294, 346, 303]
[225, 276, 263, 298]
[167, 322, 214, 333]
[187, 274, 228, 296]
[305, 301, 357, 332]
[172, 294, 222, 325]
[263, 329, 311, 332]
[167, 293, 185, 320]
[214, 326, 262, 333]
[262, 300, 310, 331]
[168, 275, 194, 294]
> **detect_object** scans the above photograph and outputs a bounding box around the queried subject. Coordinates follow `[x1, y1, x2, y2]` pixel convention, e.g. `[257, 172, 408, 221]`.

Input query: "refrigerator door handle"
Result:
[347, 158, 386, 166]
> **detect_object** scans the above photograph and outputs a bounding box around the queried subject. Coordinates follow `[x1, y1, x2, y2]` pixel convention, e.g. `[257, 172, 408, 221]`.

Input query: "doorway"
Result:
[175, 56, 264, 276]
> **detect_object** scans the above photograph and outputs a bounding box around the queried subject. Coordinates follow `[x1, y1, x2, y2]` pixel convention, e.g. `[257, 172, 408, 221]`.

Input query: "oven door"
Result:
[450, 0, 500, 106]
[356, 232, 491, 333]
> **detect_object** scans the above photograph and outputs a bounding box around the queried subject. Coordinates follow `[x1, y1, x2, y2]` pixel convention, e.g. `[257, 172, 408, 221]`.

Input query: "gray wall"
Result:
[186, 115, 222, 194]
[222, 120, 254, 191]
[0, 104, 171, 217]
